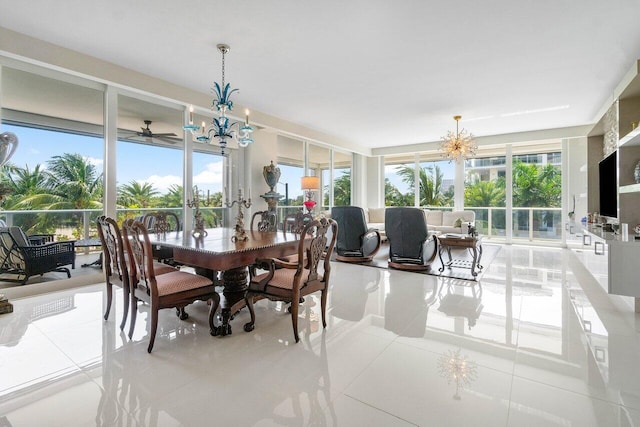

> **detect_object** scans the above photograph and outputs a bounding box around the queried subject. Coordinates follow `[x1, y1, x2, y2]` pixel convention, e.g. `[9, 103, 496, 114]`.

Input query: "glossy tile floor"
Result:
[2, 245, 640, 426]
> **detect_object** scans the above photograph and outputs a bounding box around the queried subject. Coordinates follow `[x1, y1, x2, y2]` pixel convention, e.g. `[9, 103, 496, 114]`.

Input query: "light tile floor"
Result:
[1, 245, 640, 426]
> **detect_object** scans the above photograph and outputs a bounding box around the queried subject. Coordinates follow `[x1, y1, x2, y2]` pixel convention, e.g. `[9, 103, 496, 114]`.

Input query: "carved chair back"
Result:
[283, 211, 314, 235]
[251, 210, 278, 232]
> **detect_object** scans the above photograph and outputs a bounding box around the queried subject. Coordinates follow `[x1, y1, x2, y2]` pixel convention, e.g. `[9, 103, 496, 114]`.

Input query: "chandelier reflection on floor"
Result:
[184, 44, 253, 155]
[437, 348, 478, 400]
[440, 115, 477, 162]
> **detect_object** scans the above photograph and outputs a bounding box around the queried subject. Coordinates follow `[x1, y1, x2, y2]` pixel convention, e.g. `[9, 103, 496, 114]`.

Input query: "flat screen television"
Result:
[599, 150, 618, 219]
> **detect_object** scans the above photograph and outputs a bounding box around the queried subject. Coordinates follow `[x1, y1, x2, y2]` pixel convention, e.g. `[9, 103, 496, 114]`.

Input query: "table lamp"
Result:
[301, 176, 320, 213]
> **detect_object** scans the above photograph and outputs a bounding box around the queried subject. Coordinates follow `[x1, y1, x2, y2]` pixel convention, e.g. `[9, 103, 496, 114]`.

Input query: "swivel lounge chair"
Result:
[385, 207, 438, 271]
[331, 206, 381, 263]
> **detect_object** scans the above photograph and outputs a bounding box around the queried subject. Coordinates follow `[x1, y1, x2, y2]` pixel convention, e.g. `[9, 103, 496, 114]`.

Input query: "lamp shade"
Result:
[301, 176, 320, 190]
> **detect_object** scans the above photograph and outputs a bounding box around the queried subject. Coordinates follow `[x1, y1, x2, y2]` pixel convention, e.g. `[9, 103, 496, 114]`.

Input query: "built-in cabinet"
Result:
[570, 224, 640, 297]
[581, 60, 640, 304]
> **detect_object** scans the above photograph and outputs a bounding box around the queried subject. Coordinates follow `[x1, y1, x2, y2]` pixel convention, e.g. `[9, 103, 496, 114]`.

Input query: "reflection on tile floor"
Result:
[1, 245, 640, 426]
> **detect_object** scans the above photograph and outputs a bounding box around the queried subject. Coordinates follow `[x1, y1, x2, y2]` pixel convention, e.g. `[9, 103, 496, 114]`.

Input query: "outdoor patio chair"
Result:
[0, 226, 75, 284]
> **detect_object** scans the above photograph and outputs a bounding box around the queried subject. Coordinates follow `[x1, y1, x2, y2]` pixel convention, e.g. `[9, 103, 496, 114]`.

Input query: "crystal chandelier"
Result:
[440, 115, 477, 161]
[184, 44, 253, 155]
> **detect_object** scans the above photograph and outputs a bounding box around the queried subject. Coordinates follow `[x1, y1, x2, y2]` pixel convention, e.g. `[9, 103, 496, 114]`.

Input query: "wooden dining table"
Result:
[148, 227, 304, 336]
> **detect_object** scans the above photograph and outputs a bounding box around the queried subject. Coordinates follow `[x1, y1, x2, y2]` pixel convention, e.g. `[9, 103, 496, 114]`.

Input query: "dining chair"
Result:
[142, 211, 181, 265]
[122, 219, 219, 352]
[251, 210, 278, 232]
[282, 210, 313, 234]
[244, 217, 338, 343]
[99, 216, 179, 330]
[96, 215, 131, 330]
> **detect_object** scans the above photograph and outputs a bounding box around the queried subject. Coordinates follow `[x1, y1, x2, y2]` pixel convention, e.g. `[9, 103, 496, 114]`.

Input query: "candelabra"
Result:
[226, 189, 252, 242]
[186, 186, 212, 237]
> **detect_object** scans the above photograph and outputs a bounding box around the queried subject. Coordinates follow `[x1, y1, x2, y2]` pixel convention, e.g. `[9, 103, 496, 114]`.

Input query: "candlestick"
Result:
[225, 188, 252, 242]
[186, 185, 213, 237]
[189, 105, 194, 125]
[245, 109, 249, 125]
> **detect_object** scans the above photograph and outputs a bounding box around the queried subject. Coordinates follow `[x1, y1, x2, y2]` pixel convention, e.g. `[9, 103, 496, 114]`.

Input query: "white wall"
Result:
[566, 137, 588, 224]
[245, 130, 278, 219]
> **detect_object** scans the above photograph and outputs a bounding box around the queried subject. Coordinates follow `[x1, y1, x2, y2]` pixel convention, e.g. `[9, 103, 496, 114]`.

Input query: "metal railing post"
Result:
[83, 210, 91, 240]
[529, 208, 534, 241]
[488, 207, 492, 238]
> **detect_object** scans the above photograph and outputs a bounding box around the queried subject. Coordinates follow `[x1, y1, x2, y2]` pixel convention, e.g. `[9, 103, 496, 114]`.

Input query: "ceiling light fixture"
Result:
[184, 44, 253, 155]
[440, 115, 477, 162]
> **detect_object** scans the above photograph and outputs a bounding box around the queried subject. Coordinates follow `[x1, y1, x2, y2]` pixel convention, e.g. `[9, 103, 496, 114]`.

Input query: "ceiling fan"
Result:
[121, 120, 181, 144]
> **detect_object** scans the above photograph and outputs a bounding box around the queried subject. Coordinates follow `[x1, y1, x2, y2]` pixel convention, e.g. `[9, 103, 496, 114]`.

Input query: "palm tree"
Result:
[118, 181, 159, 208]
[512, 160, 561, 229]
[0, 164, 50, 209]
[396, 164, 446, 206]
[160, 184, 183, 207]
[464, 179, 506, 207]
[14, 154, 103, 235]
[385, 179, 413, 206]
[512, 161, 561, 207]
[33, 153, 104, 210]
[0, 164, 52, 232]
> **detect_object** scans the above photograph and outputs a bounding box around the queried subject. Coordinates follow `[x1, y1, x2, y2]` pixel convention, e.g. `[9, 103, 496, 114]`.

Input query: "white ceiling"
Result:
[1, 0, 640, 150]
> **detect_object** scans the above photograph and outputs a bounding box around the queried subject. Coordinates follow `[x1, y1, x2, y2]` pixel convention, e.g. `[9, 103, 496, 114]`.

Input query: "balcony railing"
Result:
[0, 207, 226, 240]
[0, 205, 563, 242]
[467, 206, 563, 241]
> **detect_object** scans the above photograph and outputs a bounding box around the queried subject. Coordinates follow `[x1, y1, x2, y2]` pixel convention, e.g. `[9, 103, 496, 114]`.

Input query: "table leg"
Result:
[438, 244, 446, 272]
[477, 244, 484, 270]
[471, 247, 478, 277]
[81, 252, 103, 268]
[211, 266, 248, 337]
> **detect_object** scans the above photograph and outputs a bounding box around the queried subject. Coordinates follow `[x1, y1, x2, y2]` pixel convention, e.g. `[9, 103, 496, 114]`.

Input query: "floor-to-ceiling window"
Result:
[465, 154, 507, 237]
[1, 65, 104, 238]
[384, 154, 415, 207]
[276, 136, 305, 215]
[116, 94, 184, 223]
[418, 155, 454, 210]
[512, 146, 562, 241]
[333, 150, 352, 206]
[308, 143, 330, 212]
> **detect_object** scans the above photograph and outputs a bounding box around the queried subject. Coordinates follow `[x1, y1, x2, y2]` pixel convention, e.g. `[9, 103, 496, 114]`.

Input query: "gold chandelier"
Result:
[440, 115, 477, 161]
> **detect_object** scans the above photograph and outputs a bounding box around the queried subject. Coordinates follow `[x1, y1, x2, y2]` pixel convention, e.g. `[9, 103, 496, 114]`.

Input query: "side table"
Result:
[437, 234, 483, 277]
[76, 238, 102, 267]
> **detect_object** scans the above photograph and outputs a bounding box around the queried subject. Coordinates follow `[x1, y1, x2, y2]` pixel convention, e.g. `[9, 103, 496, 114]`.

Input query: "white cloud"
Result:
[193, 160, 223, 185]
[85, 156, 104, 167]
[141, 175, 182, 192]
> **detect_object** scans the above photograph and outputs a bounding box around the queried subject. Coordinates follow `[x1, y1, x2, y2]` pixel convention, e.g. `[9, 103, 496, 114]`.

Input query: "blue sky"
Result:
[5, 123, 224, 195]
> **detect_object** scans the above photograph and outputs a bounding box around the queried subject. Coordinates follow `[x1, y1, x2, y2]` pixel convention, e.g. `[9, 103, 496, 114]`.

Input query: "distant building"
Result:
[465, 152, 561, 184]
